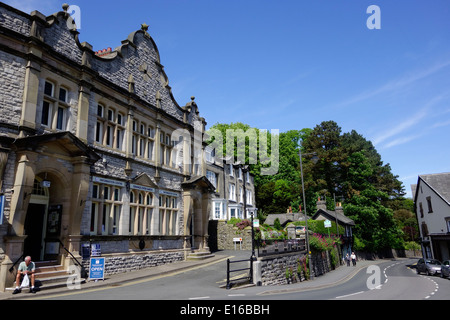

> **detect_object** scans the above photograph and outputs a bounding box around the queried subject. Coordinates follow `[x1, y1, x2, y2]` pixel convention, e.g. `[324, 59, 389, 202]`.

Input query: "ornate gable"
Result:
[132, 172, 158, 188]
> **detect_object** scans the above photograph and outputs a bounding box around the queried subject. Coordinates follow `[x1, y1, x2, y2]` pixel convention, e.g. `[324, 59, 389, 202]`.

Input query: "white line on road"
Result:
[189, 296, 210, 300]
[335, 291, 364, 299]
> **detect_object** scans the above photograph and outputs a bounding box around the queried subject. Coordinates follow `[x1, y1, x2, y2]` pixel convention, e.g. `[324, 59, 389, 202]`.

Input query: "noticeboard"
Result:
[89, 257, 105, 281]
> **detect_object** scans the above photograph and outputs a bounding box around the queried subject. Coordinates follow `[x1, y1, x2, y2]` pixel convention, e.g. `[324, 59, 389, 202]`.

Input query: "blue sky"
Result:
[5, 0, 450, 198]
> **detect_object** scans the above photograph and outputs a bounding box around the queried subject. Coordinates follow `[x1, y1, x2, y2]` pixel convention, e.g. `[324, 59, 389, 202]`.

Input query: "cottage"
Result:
[412, 172, 450, 261]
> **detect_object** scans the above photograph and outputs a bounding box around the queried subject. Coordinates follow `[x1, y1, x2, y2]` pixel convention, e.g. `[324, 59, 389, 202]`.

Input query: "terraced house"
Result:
[0, 2, 216, 291]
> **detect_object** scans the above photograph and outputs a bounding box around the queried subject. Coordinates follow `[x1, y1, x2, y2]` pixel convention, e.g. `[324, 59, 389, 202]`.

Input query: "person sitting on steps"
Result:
[13, 256, 37, 294]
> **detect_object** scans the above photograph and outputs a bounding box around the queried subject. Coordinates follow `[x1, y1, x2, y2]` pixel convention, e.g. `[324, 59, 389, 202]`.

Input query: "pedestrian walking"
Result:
[351, 252, 356, 267]
[345, 253, 350, 267]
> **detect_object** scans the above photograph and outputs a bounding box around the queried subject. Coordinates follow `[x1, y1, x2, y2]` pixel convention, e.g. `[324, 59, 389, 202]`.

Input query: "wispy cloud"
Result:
[332, 59, 450, 109]
[432, 119, 450, 129]
[373, 93, 449, 148]
[373, 108, 428, 145]
[383, 134, 423, 149]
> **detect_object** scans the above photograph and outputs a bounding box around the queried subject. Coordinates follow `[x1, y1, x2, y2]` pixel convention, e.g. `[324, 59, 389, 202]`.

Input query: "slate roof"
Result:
[264, 213, 305, 227]
[312, 208, 356, 226]
[416, 172, 450, 205]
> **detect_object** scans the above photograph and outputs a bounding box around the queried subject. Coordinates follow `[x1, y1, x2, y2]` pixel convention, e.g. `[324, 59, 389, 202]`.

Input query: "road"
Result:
[31, 252, 450, 301]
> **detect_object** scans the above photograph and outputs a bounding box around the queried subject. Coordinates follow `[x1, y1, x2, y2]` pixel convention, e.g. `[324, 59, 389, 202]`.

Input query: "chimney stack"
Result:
[316, 197, 327, 211]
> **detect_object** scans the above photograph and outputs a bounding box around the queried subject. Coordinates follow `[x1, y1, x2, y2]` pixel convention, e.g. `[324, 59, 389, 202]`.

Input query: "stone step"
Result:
[186, 251, 215, 261]
[6, 261, 85, 293]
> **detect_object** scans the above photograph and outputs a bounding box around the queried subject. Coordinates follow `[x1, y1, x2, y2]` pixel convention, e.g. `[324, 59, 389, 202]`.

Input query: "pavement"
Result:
[0, 250, 414, 300]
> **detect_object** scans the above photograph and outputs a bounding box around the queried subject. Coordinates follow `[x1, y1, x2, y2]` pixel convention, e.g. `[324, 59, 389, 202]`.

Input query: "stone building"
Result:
[0, 3, 215, 291]
[205, 147, 257, 221]
[412, 173, 450, 261]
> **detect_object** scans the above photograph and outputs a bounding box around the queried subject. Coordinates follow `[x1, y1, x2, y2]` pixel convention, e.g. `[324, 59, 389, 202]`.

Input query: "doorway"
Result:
[23, 203, 47, 262]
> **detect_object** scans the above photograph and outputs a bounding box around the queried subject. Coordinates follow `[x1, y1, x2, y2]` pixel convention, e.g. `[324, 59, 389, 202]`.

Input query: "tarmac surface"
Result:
[0, 250, 405, 300]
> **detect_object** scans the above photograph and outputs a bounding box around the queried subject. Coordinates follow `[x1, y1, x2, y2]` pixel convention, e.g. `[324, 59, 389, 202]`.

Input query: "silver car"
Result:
[441, 260, 450, 278]
[416, 258, 441, 276]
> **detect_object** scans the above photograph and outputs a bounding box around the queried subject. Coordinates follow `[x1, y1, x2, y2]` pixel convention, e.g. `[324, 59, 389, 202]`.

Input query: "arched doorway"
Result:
[23, 178, 50, 261]
[23, 174, 64, 262]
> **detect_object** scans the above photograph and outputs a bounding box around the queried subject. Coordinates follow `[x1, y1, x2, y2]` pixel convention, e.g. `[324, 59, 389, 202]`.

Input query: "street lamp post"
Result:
[299, 149, 318, 280]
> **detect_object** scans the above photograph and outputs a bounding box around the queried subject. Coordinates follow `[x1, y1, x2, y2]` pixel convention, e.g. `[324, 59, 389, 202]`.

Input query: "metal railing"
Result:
[9, 253, 25, 273]
[58, 239, 87, 278]
[226, 258, 253, 290]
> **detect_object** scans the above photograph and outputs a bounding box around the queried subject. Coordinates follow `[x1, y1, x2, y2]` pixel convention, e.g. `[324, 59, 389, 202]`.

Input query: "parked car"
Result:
[416, 258, 442, 276]
[441, 260, 450, 278]
[295, 226, 306, 236]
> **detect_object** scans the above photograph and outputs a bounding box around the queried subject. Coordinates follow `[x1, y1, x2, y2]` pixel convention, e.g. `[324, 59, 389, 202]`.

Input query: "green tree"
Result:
[342, 152, 403, 251]
[301, 121, 345, 199]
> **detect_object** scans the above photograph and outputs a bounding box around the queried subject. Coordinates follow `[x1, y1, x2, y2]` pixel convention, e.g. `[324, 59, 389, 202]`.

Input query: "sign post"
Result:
[324, 219, 332, 238]
[233, 238, 243, 251]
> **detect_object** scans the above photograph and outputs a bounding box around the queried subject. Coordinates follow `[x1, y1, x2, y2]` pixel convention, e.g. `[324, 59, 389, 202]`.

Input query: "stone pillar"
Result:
[253, 260, 262, 286]
[0, 236, 27, 292]
[20, 51, 42, 132]
[9, 152, 37, 236]
[63, 235, 82, 270]
[76, 83, 91, 143]
[154, 118, 162, 181]
[68, 156, 91, 236]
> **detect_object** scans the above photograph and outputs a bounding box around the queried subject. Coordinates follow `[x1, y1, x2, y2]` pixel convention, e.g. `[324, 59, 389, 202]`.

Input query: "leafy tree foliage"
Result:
[206, 120, 415, 252]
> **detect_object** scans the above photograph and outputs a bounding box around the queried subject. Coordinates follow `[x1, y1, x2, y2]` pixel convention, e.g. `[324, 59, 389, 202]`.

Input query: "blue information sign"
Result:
[89, 257, 105, 281]
[0, 195, 4, 225]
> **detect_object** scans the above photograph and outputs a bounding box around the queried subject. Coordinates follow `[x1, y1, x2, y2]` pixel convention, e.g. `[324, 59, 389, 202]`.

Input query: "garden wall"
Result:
[208, 220, 253, 251]
[257, 250, 335, 286]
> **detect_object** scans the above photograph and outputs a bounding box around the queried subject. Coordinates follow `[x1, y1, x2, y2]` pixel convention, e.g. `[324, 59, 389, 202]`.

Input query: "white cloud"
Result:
[373, 93, 448, 148]
[332, 59, 450, 109]
[432, 119, 450, 128]
[383, 134, 423, 149]
[373, 108, 428, 145]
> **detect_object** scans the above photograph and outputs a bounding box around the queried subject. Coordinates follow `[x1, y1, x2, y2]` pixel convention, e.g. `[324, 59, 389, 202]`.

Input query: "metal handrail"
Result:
[9, 253, 25, 273]
[57, 239, 87, 278]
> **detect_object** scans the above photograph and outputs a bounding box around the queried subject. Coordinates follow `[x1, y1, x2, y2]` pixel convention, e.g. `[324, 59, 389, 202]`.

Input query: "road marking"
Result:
[25, 255, 233, 300]
[336, 291, 364, 299]
[217, 273, 249, 284]
[189, 296, 210, 300]
[228, 294, 246, 297]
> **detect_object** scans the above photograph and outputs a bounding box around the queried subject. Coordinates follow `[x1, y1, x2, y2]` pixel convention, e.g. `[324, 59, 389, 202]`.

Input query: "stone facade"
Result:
[209, 220, 253, 251]
[258, 251, 333, 286]
[206, 148, 257, 221]
[0, 2, 215, 291]
[82, 250, 184, 276]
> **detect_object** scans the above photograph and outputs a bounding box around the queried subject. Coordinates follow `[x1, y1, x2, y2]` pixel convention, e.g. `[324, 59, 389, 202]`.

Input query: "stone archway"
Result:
[182, 176, 215, 253]
[0, 132, 100, 291]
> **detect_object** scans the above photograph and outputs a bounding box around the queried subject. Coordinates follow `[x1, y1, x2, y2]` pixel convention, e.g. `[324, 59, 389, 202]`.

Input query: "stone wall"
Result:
[257, 250, 333, 286]
[209, 220, 253, 251]
[0, 50, 26, 127]
[259, 252, 306, 286]
[81, 250, 184, 276]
